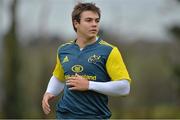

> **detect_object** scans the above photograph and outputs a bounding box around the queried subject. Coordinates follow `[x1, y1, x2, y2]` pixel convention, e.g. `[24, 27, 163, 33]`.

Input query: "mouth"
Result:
[89, 29, 97, 33]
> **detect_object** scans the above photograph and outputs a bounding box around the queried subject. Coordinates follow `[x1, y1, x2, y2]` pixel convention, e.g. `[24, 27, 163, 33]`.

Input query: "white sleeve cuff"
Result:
[88, 80, 130, 96]
[46, 76, 65, 96]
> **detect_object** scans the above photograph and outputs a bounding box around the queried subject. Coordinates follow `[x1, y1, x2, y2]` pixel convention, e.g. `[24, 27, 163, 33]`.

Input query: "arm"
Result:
[46, 76, 65, 95]
[89, 80, 130, 96]
[42, 76, 65, 115]
[66, 74, 130, 96]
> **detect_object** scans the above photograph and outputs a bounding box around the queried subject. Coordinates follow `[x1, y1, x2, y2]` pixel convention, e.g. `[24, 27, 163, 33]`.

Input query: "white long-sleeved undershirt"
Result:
[89, 80, 130, 96]
[46, 75, 130, 96]
[46, 76, 65, 96]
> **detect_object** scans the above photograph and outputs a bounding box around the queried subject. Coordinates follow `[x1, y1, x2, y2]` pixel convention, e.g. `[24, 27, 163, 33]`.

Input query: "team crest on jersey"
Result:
[71, 65, 83, 73]
[88, 54, 101, 63]
[62, 56, 69, 63]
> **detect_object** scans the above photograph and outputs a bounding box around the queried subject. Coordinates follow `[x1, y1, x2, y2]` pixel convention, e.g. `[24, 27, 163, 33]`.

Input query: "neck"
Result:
[76, 36, 96, 48]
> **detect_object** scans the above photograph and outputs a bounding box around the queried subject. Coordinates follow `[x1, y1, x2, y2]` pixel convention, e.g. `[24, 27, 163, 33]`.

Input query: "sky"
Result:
[1, 0, 180, 44]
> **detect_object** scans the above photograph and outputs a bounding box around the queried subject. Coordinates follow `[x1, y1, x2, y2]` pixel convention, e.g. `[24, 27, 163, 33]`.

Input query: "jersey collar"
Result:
[73, 36, 101, 49]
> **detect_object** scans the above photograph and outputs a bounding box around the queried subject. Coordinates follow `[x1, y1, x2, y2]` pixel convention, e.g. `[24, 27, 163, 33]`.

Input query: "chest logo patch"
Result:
[62, 56, 69, 63]
[88, 54, 101, 63]
[71, 65, 83, 73]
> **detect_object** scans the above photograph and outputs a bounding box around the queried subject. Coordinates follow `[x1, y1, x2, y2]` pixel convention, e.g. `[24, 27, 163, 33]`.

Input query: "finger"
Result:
[75, 73, 81, 77]
[44, 108, 50, 115]
[42, 98, 48, 110]
[66, 82, 76, 86]
[69, 86, 78, 90]
[43, 99, 50, 110]
[42, 101, 51, 114]
[66, 80, 73, 83]
[67, 77, 77, 80]
[44, 97, 50, 108]
[43, 106, 50, 115]
[43, 104, 50, 113]
[66, 80, 72, 84]
[43, 96, 52, 112]
[75, 73, 78, 76]
[66, 80, 77, 84]
[75, 73, 84, 80]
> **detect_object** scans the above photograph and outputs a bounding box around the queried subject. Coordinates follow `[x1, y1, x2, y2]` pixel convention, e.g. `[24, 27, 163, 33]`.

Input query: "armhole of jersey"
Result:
[106, 47, 131, 82]
[52, 49, 65, 82]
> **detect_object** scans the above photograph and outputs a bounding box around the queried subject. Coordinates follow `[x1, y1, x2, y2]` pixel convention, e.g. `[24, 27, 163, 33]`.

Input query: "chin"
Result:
[87, 36, 96, 40]
[89, 34, 97, 38]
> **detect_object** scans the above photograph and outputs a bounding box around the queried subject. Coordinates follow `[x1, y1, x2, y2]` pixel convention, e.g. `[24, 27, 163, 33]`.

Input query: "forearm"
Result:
[47, 75, 130, 96]
[88, 80, 130, 96]
[46, 76, 65, 96]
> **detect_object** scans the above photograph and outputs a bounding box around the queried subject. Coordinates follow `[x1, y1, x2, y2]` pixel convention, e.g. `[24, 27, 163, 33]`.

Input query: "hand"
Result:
[42, 92, 56, 115]
[66, 73, 89, 91]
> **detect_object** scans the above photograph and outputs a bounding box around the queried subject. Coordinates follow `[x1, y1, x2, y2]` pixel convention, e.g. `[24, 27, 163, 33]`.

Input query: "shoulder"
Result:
[98, 39, 117, 52]
[98, 40, 115, 48]
[98, 39, 122, 56]
[57, 40, 74, 51]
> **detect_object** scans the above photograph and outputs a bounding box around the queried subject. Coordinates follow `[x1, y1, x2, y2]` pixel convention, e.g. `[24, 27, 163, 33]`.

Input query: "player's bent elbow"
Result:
[118, 84, 130, 96]
[121, 88, 130, 96]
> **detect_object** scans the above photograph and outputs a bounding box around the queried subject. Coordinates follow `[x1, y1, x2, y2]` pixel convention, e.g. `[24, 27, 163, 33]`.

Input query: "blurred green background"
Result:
[0, 0, 180, 119]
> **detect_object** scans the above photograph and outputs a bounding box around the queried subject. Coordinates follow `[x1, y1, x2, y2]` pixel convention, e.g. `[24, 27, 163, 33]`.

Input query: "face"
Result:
[74, 11, 100, 39]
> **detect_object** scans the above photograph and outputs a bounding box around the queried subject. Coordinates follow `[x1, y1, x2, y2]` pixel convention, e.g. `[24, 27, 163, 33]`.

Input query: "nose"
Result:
[92, 20, 98, 27]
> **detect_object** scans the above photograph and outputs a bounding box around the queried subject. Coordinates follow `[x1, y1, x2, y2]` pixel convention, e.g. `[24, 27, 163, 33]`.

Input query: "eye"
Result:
[95, 19, 100, 23]
[84, 18, 100, 23]
[85, 18, 92, 22]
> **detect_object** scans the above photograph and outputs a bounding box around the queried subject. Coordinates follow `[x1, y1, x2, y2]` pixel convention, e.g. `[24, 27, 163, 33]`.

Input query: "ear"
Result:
[74, 20, 79, 29]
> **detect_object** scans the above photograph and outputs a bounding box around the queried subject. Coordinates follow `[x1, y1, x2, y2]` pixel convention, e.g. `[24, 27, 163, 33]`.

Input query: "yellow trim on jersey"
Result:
[59, 41, 74, 48]
[53, 54, 65, 82]
[106, 47, 131, 82]
[53, 41, 73, 82]
[99, 40, 115, 48]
